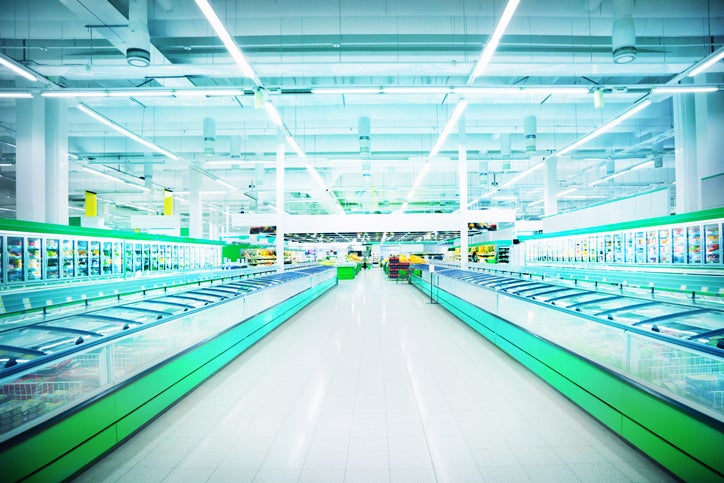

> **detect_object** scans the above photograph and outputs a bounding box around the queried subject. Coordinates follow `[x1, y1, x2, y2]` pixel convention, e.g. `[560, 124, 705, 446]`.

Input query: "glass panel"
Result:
[77, 240, 89, 277]
[6, 236, 24, 282]
[102, 241, 113, 275]
[611, 304, 693, 324]
[0, 237, 3, 284]
[89, 240, 101, 276]
[658, 229, 671, 264]
[40, 317, 131, 337]
[97, 307, 167, 324]
[133, 243, 142, 272]
[113, 242, 123, 274]
[604, 234, 613, 262]
[165, 245, 172, 270]
[1, 327, 100, 354]
[27, 237, 42, 281]
[142, 244, 150, 272]
[613, 233, 623, 263]
[172, 246, 179, 270]
[150, 244, 159, 271]
[549, 292, 618, 309]
[125, 301, 186, 315]
[704, 223, 721, 264]
[61, 239, 74, 278]
[646, 230, 658, 263]
[124, 243, 133, 274]
[634, 231, 645, 263]
[624, 232, 634, 263]
[671, 226, 686, 264]
[687, 225, 702, 264]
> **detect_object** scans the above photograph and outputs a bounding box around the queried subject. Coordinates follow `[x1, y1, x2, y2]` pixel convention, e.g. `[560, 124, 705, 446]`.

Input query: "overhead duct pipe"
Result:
[229, 135, 241, 158]
[612, 0, 636, 64]
[203, 117, 216, 155]
[127, 0, 151, 67]
[500, 133, 511, 170]
[524, 115, 536, 152]
[358, 116, 371, 158]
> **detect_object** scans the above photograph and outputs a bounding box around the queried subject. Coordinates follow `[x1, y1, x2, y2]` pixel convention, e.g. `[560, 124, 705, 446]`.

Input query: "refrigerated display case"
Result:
[77, 240, 89, 277]
[412, 266, 723, 480]
[27, 237, 42, 281]
[112, 242, 123, 275]
[133, 243, 142, 273]
[45, 238, 60, 280]
[658, 228, 672, 264]
[6, 236, 24, 283]
[124, 243, 133, 274]
[705, 223, 721, 264]
[61, 239, 74, 278]
[688, 225, 703, 264]
[142, 244, 150, 271]
[101, 241, 113, 276]
[0, 266, 336, 483]
[672, 226, 687, 264]
[89, 240, 101, 276]
[613, 233, 623, 262]
[646, 230, 658, 263]
[150, 244, 159, 271]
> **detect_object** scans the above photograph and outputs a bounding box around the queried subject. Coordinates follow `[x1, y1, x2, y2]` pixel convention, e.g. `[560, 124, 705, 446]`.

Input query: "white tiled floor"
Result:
[74, 268, 675, 482]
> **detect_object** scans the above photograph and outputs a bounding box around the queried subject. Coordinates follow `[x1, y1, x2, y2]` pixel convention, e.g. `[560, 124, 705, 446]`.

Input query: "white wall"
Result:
[542, 189, 669, 234]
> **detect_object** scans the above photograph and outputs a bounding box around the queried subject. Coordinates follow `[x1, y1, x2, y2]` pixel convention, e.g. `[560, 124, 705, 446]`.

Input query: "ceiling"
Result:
[0, 0, 722, 241]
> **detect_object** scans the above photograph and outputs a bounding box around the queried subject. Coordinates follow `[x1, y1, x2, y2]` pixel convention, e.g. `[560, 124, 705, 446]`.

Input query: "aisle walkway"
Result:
[75, 268, 673, 483]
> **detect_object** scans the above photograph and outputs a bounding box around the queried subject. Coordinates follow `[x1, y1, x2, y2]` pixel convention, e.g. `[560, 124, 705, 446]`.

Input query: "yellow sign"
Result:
[163, 189, 173, 216]
[85, 191, 97, 217]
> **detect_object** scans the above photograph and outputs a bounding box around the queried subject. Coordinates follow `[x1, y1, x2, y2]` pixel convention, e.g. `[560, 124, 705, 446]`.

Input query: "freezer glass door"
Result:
[142, 244, 150, 271]
[0, 237, 3, 283]
[671, 226, 686, 263]
[133, 243, 142, 272]
[613, 234, 623, 263]
[165, 245, 172, 270]
[172, 245, 180, 269]
[77, 240, 89, 277]
[113, 242, 123, 274]
[26, 236, 42, 281]
[704, 223, 721, 264]
[687, 225, 702, 264]
[646, 230, 658, 263]
[634, 231, 645, 263]
[6, 236, 24, 282]
[124, 243, 133, 274]
[101, 241, 113, 275]
[624, 232, 634, 263]
[658, 228, 671, 263]
[61, 239, 75, 278]
[45, 238, 60, 279]
[150, 244, 159, 271]
[89, 240, 101, 276]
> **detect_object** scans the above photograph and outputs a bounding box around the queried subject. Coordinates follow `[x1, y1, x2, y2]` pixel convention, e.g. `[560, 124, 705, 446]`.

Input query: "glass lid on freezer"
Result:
[635, 316, 720, 340]
[151, 295, 208, 309]
[508, 283, 553, 295]
[124, 301, 187, 315]
[37, 316, 136, 336]
[93, 307, 164, 324]
[545, 292, 620, 309]
[572, 297, 654, 316]
[532, 288, 587, 303]
[608, 303, 694, 324]
[177, 291, 226, 303]
[0, 327, 100, 354]
[0, 346, 44, 369]
[653, 310, 724, 334]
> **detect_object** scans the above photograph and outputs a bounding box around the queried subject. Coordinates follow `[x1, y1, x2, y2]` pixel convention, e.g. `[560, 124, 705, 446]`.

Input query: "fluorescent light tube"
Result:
[430, 99, 468, 156]
[652, 86, 719, 94]
[468, 0, 520, 84]
[631, 160, 654, 171]
[527, 199, 545, 206]
[556, 188, 577, 197]
[215, 178, 237, 190]
[264, 101, 284, 127]
[108, 90, 175, 97]
[500, 161, 544, 189]
[82, 166, 150, 191]
[310, 87, 382, 95]
[285, 134, 306, 158]
[557, 99, 651, 156]
[43, 91, 109, 98]
[195, 0, 262, 86]
[384, 87, 451, 94]
[0, 91, 33, 98]
[77, 103, 180, 160]
[0, 54, 38, 82]
[688, 49, 724, 77]
[173, 88, 246, 97]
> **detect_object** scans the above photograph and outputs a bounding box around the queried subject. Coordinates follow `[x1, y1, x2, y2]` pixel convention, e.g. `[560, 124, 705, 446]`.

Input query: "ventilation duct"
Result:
[358, 116, 371, 158]
[127, 0, 151, 67]
[500, 133, 511, 170]
[203, 117, 216, 155]
[612, 0, 636, 64]
[229, 135, 241, 158]
[524, 116, 536, 152]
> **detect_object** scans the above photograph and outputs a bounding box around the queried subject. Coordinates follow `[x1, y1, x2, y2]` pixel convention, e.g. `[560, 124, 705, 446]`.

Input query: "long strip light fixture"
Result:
[499, 161, 545, 190]
[556, 99, 652, 157]
[687, 46, 724, 78]
[195, 0, 262, 87]
[42, 88, 248, 98]
[0, 53, 38, 82]
[588, 159, 654, 186]
[306, 164, 344, 214]
[467, 0, 521, 85]
[82, 166, 150, 192]
[429, 99, 468, 156]
[264, 101, 306, 158]
[0, 90, 33, 98]
[76, 103, 180, 161]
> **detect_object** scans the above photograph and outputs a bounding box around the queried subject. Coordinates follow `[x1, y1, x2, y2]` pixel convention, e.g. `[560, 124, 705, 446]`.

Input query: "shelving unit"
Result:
[387, 256, 409, 279]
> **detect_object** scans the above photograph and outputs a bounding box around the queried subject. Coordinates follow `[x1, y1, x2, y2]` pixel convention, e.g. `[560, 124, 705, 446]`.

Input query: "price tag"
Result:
[701, 286, 708, 293]
[46, 300, 53, 306]
[679, 285, 686, 291]
[81, 294, 87, 300]
[22, 297, 32, 310]
[66, 296, 73, 302]
[98, 292, 104, 297]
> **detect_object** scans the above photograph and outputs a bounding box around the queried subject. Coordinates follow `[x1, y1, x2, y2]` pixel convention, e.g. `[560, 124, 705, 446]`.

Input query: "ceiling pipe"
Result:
[612, 0, 636, 64]
[127, 0, 151, 67]
[524, 115, 536, 153]
[229, 135, 241, 158]
[358, 116, 371, 158]
[203, 117, 216, 155]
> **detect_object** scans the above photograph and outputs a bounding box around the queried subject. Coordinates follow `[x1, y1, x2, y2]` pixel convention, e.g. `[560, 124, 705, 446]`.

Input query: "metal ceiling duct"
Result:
[358, 116, 371, 158]
[524, 115, 537, 152]
[612, 0, 636, 64]
[203, 117, 216, 155]
[127, 0, 151, 67]
[229, 135, 241, 158]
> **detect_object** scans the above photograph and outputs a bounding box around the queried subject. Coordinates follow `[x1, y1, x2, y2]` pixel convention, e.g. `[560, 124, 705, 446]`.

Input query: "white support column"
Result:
[673, 94, 699, 214]
[694, 86, 724, 210]
[544, 157, 557, 216]
[189, 166, 202, 238]
[16, 96, 46, 222]
[275, 130, 285, 273]
[458, 113, 469, 270]
[45, 98, 68, 225]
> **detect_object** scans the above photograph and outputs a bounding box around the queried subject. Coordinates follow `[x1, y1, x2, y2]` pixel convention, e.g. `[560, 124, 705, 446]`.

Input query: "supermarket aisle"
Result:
[75, 268, 673, 483]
